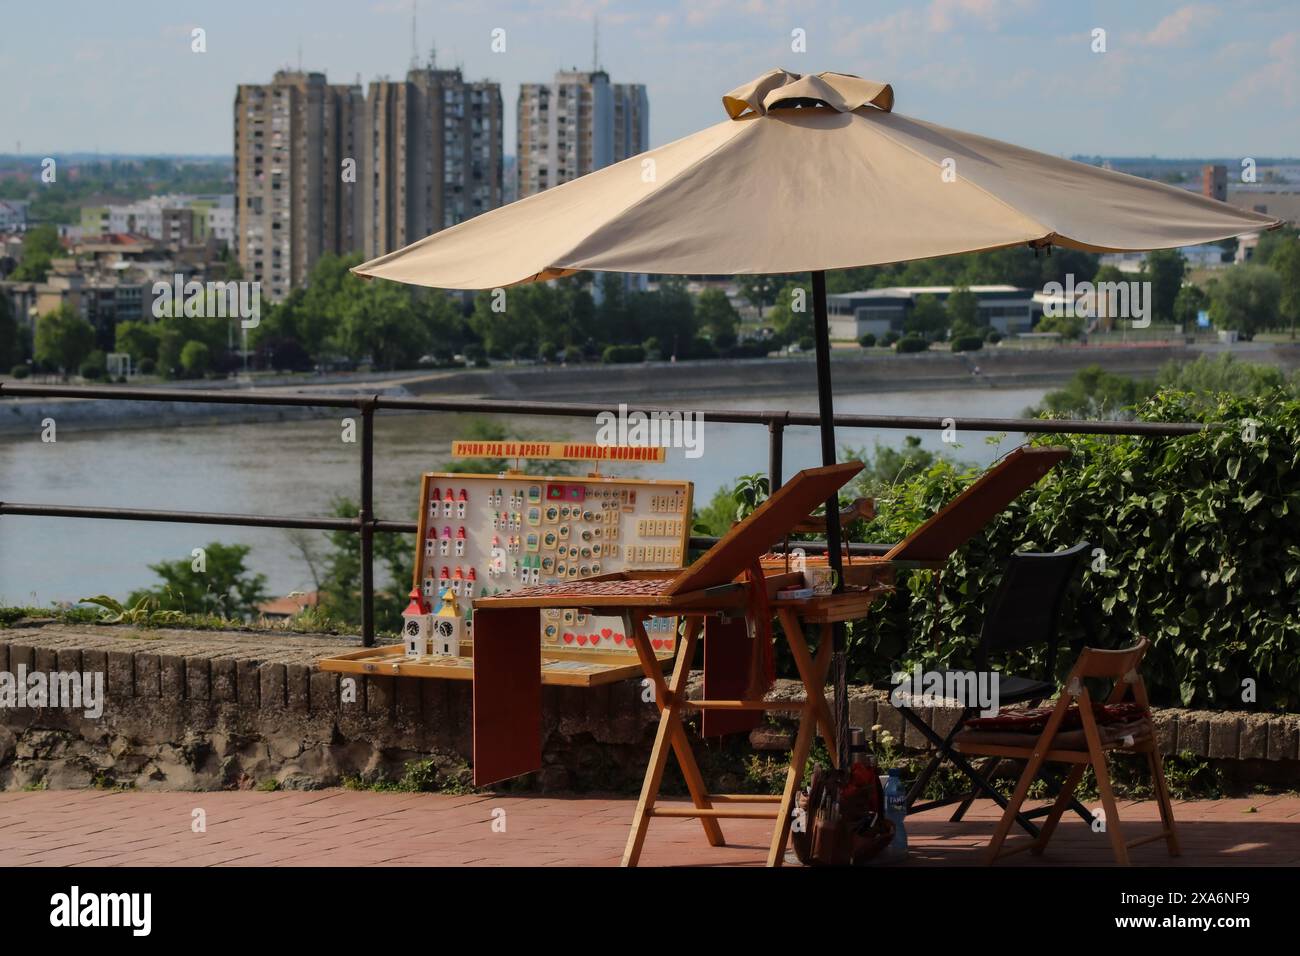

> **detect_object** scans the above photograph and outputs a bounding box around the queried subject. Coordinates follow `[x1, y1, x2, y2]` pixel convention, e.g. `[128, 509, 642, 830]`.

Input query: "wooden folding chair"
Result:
[953, 638, 1180, 865]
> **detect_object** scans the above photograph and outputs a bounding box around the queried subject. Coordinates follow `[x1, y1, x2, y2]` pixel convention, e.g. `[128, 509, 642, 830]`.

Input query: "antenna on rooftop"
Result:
[410, 0, 418, 70]
[297, 40, 302, 72]
[592, 15, 599, 72]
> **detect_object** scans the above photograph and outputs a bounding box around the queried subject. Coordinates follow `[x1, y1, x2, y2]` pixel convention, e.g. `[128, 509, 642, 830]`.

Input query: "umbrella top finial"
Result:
[722, 68, 894, 119]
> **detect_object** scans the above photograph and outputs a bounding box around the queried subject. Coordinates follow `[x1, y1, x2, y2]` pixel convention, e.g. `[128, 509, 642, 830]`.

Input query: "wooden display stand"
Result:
[319, 466, 694, 687]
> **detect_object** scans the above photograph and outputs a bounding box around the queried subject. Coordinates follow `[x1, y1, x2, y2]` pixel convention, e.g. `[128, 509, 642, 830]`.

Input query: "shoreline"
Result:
[2, 343, 1294, 437]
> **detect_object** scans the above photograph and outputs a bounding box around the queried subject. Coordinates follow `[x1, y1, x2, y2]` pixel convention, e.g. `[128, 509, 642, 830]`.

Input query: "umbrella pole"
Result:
[810, 270, 850, 768]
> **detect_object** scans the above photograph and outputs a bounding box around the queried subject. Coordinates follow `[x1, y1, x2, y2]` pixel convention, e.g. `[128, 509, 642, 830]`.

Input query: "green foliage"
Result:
[114, 320, 161, 363]
[904, 293, 947, 338]
[1263, 234, 1300, 336]
[894, 335, 928, 353]
[78, 594, 187, 626]
[1031, 364, 1155, 418]
[696, 288, 739, 349]
[316, 499, 414, 632]
[1208, 264, 1282, 339]
[34, 305, 95, 375]
[602, 344, 645, 364]
[843, 436, 948, 498]
[78, 349, 106, 380]
[1144, 249, 1186, 323]
[10, 225, 62, 282]
[826, 245, 1100, 296]
[767, 282, 813, 344]
[0, 293, 22, 369]
[735, 275, 784, 313]
[945, 285, 980, 334]
[858, 333, 876, 348]
[1157, 353, 1294, 401]
[126, 542, 269, 619]
[179, 339, 210, 378]
[845, 390, 1300, 711]
[1031, 356, 1297, 419]
[1035, 310, 1085, 339]
[950, 334, 984, 352]
[1173, 283, 1208, 328]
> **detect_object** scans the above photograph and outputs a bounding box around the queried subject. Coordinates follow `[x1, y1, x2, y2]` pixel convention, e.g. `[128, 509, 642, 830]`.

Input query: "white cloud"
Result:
[1225, 30, 1299, 106]
[1140, 4, 1218, 47]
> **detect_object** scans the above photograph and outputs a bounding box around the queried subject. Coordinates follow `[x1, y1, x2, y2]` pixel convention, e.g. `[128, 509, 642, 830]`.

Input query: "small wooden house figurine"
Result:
[401, 588, 433, 658]
[432, 587, 466, 656]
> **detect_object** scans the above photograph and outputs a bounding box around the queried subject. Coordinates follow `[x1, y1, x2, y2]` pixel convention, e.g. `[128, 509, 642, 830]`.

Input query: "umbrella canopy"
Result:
[354, 68, 1280, 289]
[354, 69, 1282, 769]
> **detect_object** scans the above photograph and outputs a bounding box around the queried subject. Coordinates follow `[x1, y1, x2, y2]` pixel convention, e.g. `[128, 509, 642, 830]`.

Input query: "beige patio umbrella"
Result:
[355, 68, 1282, 761]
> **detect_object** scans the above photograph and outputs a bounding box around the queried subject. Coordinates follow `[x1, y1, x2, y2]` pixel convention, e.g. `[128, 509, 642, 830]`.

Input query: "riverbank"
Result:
[0, 342, 1254, 437]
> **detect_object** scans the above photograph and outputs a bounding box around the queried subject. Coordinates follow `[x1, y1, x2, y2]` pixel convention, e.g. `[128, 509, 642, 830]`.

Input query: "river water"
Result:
[0, 385, 1046, 605]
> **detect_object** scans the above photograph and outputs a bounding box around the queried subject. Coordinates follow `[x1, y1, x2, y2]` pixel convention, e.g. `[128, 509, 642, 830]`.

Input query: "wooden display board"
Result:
[320, 470, 694, 686]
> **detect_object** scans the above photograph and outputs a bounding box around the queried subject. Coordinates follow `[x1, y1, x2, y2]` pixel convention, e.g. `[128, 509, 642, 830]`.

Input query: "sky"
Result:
[0, 0, 1296, 159]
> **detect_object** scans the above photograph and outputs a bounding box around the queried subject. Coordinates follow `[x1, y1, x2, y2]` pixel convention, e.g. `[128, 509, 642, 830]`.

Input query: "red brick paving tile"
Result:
[1, 789, 1297, 866]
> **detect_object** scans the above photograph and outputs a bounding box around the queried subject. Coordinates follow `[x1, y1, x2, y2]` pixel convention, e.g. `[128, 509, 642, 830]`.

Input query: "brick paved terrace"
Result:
[2, 789, 1297, 867]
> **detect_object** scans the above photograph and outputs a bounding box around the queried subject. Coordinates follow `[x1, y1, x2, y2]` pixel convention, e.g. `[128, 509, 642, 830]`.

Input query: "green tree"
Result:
[180, 339, 211, 377]
[0, 293, 22, 369]
[1266, 236, 1300, 339]
[127, 542, 269, 619]
[316, 499, 415, 631]
[1208, 264, 1282, 339]
[767, 282, 813, 344]
[696, 288, 739, 349]
[156, 324, 185, 379]
[904, 293, 948, 339]
[631, 278, 697, 357]
[736, 275, 784, 316]
[1157, 353, 1291, 400]
[336, 278, 428, 369]
[1144, 249, 1186, 324]
[945, 285, 980, 337]
[1035, 311, 1085, 340]
[1253, 224, 1299, 267]
[1172, 283, 1209, 329]
[10, 225, 62, 282]
[596, 273, 637, 345]
[34, 305, 95, 375]
[1030, 364, 1154, 417]
[115, 320, 161, 363]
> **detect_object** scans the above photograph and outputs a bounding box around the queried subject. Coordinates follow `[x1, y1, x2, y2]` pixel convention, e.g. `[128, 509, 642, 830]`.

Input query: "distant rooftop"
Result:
[831, 284, 1025, 298]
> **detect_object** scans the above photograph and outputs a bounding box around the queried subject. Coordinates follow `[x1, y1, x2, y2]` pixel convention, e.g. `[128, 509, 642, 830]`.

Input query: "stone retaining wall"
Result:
[1, 623, 1297, 792]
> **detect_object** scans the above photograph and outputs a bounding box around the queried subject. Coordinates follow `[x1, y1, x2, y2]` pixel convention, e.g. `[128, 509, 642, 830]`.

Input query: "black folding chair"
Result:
[884, 541, 1093, 837]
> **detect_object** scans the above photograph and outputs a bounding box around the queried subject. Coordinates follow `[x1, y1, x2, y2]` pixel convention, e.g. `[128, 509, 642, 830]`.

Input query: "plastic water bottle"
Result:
[883, 768, 908, 857]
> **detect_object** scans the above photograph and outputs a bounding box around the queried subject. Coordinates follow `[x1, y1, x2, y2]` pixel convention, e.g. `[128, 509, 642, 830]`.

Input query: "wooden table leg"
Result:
[622, 615, 721, 866]
[767, 635, 834, 867]
[777, 610, 838, 766]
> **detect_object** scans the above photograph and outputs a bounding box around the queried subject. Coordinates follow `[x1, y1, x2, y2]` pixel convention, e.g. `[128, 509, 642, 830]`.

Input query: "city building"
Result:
[828, 285, 1036, 339]
[234, 70, 365, 301]
[516, 70, 648, 198]
[1228, 186, 1300, 233]
[80, 194, 236, 249]
[1201, 164, 1228, 202]
[0, 200, 29, 231]
[363, 65, 503, 259]
[1099, 244, 1230, 273]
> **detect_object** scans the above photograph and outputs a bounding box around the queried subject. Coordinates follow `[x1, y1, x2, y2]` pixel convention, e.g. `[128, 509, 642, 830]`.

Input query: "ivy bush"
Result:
[837, 389, 1300, 712]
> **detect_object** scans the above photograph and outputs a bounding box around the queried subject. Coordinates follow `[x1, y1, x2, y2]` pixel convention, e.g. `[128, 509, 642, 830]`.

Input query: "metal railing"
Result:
[0, 381, 1210, 645]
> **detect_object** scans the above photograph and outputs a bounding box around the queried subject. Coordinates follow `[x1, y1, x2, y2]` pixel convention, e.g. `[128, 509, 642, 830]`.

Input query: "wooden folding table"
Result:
[469, 447, 1071, 866]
